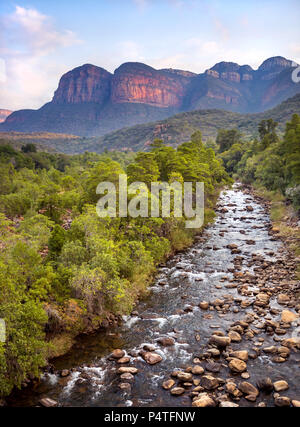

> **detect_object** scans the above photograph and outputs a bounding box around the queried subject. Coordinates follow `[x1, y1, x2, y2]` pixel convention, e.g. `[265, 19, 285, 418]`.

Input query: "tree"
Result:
[216, 129, 242, 153]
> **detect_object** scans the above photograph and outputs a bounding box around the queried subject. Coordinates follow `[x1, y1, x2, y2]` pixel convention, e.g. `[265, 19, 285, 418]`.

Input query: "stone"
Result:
[177, 372, 193, 382]
[192, 393, 216, 407]
[277, 294, 290, 305]
[206, 362, 221, 373]
[228, 358, 247, 373]
[112, 349, 125, 359]
[120, 373, 134, 381]
[219, 401, 239, 407]
[274, 396, 291, 407]
[157, 337, 175, 347]
[201, 375, 219, 390]
[228, 330, 242, 342]
[162, 379, 175, 390]
[229, 350, 248, 361]
[39, 398, 58, 407]
[119, 382, 131, 391]
[117, 357, 131, 364]
[209, 335, 231, 348]
[117, 367, 138, 375]
[238, 382, 259, 397]
[60, 370, 70, 377]
[273, 380, 289, 392]
[199, 301, 209, 310]
[292, 400, 300, 407]
[281, 310, 298, 323]
[192, 365, 204, 375]
[143, 352, 163, 365]
[170, 387, 185, 396]
[256, 377, 273, 392]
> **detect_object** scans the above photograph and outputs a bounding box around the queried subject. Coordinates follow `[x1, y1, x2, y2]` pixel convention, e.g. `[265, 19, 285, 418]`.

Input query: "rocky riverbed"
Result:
[7, 184, 300, 407]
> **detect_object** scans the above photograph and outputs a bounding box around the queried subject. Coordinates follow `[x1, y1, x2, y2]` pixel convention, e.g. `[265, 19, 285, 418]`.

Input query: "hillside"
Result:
[88, 93, 300, 152]
[1, 94, 299, 154]
[1, 57, 299, 136]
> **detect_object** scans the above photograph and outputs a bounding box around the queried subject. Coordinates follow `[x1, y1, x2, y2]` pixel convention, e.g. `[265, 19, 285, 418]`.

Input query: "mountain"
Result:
[0, 109, 13, 123]
[1, 94, 299, 154]
[1, 56, 299, 136]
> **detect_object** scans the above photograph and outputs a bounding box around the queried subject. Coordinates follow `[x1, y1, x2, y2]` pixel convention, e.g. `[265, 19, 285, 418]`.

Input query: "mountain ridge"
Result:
[1, 56, 299, 136]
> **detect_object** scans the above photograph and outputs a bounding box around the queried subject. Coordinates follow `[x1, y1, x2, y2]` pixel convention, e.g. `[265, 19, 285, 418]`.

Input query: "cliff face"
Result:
[52, 64, 112, 106]
[0, 109, 13, 123]
[1, 56, 299, 136]
[111, 63, 194, 108]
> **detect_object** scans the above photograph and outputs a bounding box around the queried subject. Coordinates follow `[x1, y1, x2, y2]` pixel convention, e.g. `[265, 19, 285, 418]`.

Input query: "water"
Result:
[8, 185, 300, 407]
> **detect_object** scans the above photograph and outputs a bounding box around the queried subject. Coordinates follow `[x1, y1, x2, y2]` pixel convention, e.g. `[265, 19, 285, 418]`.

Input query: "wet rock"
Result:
[143, 344, 156, 352]
[209, 335, 231, 348]
[273, 380, 289, 392]
[60, 370, 70, 377]
[143, 352, 163, 365]
[112, 349, 125, 359]
[219, 401, 239, 407]
[228, 330, 242, 342]
[177, 372, 193, 382]
[170, 387, 185, 396]
[254, 293, 270, 307]
[292, 400, 300, 407]
[117, 357, 131, 364]
[192, 365, 204, 375]
[274, 396, 291, 407]
[157, 337, 175, 347]
[201, 375, 219, 390]
[229, 350, 248, 361]
[246, 206, 254, 212]
[256, 377, 273, 392]
[206, 362, 221, 373]
[39, 398, 58, 407]
[162, 379, 175, 390]
[119, 383, 131, 391]
[199, 301, 209, 310]
[120, 373, 134, 381]
[238, 382, 259, 397]
[228, 358, 247, 373]
[117, 367, 138, 375]
[281, 310, 298, 323]
[192, 393, 216, 407]
[277, 294, 290, 305]
[227, 244, 238, 250]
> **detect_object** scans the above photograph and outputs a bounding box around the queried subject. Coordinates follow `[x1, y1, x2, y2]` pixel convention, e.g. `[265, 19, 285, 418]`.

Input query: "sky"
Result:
[0, 0, 300, 111]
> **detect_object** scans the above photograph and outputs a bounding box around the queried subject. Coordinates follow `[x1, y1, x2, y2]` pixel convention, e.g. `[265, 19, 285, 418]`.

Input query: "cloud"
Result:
[0, 6, 82, 110]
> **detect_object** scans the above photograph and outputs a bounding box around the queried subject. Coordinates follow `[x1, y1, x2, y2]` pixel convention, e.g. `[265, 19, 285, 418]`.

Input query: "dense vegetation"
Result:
[217, 114, 300, 209]
[0, 94, 299, 155]
[0, 132, 230, 397]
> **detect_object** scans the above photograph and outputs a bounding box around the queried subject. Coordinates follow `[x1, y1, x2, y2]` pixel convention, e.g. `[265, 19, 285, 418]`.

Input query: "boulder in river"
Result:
[39, 398, 58, 407]
[143, 352, 163, 365]
[209, 335, 231, 348]
[111, 349, 125, 359]
[228, 358, 247, 373]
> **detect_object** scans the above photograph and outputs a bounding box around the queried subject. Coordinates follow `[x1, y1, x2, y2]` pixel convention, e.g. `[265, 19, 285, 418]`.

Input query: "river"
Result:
[7, 184, 300, 407]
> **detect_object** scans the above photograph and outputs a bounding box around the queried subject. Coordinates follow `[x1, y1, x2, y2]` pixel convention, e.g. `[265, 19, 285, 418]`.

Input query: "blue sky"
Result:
[1, 0, 299, 110]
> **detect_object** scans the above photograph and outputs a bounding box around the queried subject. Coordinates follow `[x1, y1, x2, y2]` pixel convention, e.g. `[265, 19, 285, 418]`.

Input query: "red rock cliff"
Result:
[52, 64, 112, 105]
[111, 63, 194, 108]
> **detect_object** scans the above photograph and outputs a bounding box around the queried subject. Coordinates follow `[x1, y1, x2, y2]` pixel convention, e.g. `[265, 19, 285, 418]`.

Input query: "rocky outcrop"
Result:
[52, 64, 112, 106]
[111, 62, 194, 108]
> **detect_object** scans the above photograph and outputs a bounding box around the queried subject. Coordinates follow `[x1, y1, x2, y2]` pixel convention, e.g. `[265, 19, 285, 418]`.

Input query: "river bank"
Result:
[6, 183, 300, 407]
